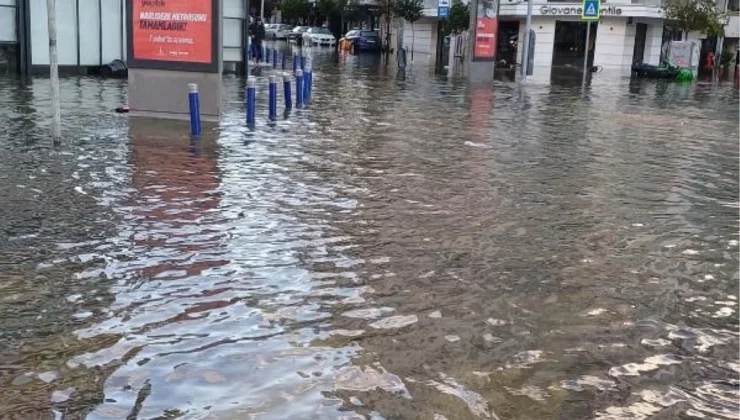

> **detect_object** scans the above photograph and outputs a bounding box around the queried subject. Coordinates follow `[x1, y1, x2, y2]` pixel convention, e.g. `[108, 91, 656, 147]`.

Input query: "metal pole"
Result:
[521, 0, 533, 81]
[46, 0, 61, 142]
[582, 21, 591, 89]
[260, 0, 265, 20]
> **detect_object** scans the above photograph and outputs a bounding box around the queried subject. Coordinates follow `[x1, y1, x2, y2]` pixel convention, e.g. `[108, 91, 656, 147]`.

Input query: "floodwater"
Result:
[0, 50, 738, 420]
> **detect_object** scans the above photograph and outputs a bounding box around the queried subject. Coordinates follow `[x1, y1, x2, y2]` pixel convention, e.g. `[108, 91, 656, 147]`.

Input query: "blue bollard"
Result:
[292, 54, 297, 73]
[273, 49, 278, 67]
[283, 72, 292, 111]
[268, 75, 277, 121]
[295, 69, 303, 109]
[281, 53, 287, 70]
[188, 83, 201, 136]
[246, 77, 256, 128]
[300, 55, 306, 70]
[303, 63, 312, 104]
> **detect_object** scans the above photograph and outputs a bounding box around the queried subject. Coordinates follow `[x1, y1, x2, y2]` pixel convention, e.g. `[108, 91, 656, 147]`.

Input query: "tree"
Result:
[393, 0, 424, 59]
[318, 0, 358, 35]
[264, 0, 281, 20]
[377, 0, 395, 56]
[444, 0, 469, 36]
[663, 0, 724, 40]
[280, 0, 311, 24]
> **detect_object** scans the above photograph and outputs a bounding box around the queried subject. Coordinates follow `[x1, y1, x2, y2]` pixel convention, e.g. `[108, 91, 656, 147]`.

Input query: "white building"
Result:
[394, 0, 736, 81]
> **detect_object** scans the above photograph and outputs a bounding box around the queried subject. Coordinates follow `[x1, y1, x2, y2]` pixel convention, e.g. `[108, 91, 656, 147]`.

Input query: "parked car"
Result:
[266, 23, 293, 40]
[303, 27, 337, 47]
[339, 29, 381, 52]
[288, 26, 309, 43]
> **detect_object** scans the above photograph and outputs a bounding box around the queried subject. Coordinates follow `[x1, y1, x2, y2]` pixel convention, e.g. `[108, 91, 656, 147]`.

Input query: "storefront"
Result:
[3, 0, 250, 76]
[498, 0, 664, 81]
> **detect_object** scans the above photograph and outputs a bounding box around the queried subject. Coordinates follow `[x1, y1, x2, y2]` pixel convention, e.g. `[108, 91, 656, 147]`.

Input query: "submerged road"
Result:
[0, 52, 738, 419]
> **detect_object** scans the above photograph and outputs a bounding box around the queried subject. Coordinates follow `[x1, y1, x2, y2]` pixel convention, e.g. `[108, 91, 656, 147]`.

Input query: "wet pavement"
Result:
[0, 50, 739, 419]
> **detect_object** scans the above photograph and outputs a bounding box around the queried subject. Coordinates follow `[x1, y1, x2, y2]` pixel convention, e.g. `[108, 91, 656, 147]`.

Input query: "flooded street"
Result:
[1, 53, 738, 419]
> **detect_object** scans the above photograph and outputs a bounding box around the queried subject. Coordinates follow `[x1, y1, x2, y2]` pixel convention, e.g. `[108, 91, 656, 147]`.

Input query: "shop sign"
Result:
[539, 5, 622, 16]
[127, 0, 220, 72]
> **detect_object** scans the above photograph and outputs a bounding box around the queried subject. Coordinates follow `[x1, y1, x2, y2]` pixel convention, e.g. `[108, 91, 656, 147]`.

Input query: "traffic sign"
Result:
[438, 6, 449, 18]
[581, 0, 600, 20]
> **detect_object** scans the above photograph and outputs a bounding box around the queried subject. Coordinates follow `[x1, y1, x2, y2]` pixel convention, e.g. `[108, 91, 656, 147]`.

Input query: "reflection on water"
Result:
[0, 57, 738, 420]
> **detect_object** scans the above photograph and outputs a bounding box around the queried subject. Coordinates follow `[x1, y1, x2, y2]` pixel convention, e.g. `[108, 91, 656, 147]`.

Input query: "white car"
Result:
[303, 28, 336, 47]
[266, 24, 293, 40]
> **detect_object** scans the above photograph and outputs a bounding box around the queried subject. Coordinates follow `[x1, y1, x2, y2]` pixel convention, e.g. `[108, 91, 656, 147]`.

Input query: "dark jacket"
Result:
[250, 22, 266, 43]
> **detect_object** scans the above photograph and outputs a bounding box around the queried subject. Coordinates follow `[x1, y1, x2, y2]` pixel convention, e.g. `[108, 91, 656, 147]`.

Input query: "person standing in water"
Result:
[250, 17, 266, 68]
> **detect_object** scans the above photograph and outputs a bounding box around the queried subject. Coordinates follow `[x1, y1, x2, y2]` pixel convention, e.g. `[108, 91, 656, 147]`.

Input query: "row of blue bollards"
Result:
[188, 59, 313, 135]
[248, 46, 308, 72]
[245, 68, 313, 130]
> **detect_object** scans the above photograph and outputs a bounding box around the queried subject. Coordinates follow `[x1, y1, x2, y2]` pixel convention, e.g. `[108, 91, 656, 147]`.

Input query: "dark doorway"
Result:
[632, 23, 647, 65]
[552, 21, 597, 72]
[496, 20, 520, 68]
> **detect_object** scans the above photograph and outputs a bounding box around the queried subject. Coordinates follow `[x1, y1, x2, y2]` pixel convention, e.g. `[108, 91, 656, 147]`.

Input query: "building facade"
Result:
[0, 0, 250, 75]
[395, 0, 737, 81]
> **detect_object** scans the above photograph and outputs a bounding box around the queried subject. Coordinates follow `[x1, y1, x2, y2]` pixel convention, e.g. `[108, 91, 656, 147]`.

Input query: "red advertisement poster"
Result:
[132, 0, 213, 63]
[474, 0, 498, 60]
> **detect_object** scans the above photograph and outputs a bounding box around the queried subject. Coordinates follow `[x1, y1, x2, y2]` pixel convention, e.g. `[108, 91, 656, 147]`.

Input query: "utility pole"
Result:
[714, 0, 730, 83]
[46, 0, 61, 142]
[260, 0, 265, 20]
[582, 21, 591, 89]
[520, 0, 533, 82]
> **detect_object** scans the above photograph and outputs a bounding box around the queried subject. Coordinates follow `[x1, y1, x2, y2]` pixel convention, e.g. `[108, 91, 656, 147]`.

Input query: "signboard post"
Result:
[580, 0, 599, 88]
[473, 0, 499, 61]
[127, 0, 223, 122]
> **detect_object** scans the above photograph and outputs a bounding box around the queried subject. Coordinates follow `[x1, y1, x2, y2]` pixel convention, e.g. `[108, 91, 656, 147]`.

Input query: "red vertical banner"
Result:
[132, 0, 213, 64]
[473, 0, 499, 60]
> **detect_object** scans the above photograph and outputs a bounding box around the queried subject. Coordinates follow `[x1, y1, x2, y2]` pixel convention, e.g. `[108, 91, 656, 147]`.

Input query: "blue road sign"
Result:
[438, 6, 449, 18]
[581, 0, 600, 20]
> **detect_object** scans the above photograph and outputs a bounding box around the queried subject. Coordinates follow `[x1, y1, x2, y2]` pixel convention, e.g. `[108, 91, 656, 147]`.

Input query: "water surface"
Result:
[0, 53, 738, 419]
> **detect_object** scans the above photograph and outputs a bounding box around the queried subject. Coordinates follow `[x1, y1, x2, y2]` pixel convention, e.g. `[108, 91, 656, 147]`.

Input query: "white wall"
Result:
[593, 17, 631, 76]
[402, 18, 436, 56]
[0, 0, 17, 42]
[517, 17, 556, 82]
[224, 0, 246, 62]
[31, 0, 125, 66]
[31, 0, 77, 65]
[726, 15, 740, 38]
[79, 0, 101, 65]
[641, 19, 663, 65]
[101, 0, 125, 62]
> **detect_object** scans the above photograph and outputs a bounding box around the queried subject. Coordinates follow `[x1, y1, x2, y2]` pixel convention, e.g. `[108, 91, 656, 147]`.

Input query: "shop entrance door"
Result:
[551, 21, 597, 73]
[632, 23, 648, 65]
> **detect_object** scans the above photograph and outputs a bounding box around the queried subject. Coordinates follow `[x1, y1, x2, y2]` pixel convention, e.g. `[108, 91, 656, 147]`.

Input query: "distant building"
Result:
[392, 0, 736, 81]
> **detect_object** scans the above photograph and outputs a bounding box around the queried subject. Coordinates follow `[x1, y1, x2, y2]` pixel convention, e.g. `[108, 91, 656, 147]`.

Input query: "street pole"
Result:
[714, 0, 729, 83]
[582, 21, 591, 89]
[260, 0, 265, 20]
[520, 0, 533, 82]
[46, 0, 61, 142]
